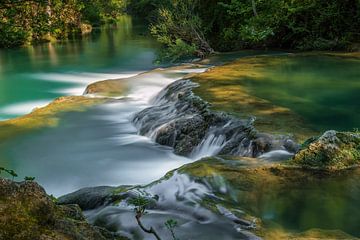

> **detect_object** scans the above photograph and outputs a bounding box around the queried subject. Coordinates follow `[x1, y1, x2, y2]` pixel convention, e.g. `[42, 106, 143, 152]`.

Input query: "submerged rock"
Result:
[133, 79, 299, 159]
[292, 130, 360, 169]
[0, 178, 127, 240]
[178, 157, 360, 239]
[63, 157, 359, 240]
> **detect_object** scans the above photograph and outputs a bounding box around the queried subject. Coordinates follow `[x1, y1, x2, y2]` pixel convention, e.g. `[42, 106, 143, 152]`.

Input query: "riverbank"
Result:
[1, 51, 359, 239]
[0, 178, 128, 240]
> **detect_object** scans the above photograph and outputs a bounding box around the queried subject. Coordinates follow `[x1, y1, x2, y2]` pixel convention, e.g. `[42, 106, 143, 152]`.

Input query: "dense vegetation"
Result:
[1, 0, 359, 59]
[0, 0, 126, 48]
[128, 0, 360, 61]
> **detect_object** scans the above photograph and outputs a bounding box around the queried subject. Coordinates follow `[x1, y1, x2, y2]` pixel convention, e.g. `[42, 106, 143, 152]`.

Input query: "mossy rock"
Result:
[0, 178, 128, 240]
[0, 96, 107, 142]
[292, 130, 360, 169]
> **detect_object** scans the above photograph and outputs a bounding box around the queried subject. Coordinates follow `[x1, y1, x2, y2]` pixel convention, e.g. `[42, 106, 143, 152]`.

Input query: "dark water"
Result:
[243, 54, 360, 131]
[257, 171, 360, 237]
[0, 15, 159, 120]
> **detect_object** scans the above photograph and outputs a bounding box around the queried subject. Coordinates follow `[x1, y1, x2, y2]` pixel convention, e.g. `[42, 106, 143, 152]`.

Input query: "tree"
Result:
[0, 167, 18, 180]
[128, 196, 162, 240]
[150, 0, 214, 61]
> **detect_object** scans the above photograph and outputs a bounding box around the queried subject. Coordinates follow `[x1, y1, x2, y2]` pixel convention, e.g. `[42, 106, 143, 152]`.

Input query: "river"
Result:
[0, 16, 159, 120]
[0, 15, 359, 239]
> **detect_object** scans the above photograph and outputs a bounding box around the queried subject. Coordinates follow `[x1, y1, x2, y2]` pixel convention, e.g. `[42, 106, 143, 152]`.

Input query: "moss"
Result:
[0, 178, 127, 240]
[85, 80, 130, 97]
[322, 51, 360, 59]
[292, 131, 360, 169]
[0, 96, 107, 142]
[178, 157, 360, 239]
[191, 55, 318, 142]
[262, 228, 358, 240]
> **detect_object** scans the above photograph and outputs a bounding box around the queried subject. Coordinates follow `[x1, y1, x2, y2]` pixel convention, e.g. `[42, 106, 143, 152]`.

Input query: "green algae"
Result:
[292, 131, 360, 169]
[0, 96, 107, 142]
[85, 80, 130, 97]
[0, 178, 127, 240]
[191, 52, 360, 142]
[178, 157, 360, 238]
[191, 55, 317, 142]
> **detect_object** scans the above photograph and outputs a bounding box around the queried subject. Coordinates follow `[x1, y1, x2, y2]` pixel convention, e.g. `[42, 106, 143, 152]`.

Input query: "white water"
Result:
[86, 172, 261, 240]
[259, 150, 294, 161]
[2, 66, 210, 196]
[0, 100, 51, 117]
[0, 72, 142, 119]
[35, 72, 141, 95]
[191, 134, 227, 159]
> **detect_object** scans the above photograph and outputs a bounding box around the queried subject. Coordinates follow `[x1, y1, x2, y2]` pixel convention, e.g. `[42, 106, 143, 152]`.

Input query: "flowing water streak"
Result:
[191, 133, 227, 159]
[35, 72, 142, 95]
[1, 66, 212, 197]
[133, 78, 297, 161]
[86, 172, 261, 240]
[0, 100, 51, 118]
[0, 72, 142, 119]
[258, 150, 295, 161]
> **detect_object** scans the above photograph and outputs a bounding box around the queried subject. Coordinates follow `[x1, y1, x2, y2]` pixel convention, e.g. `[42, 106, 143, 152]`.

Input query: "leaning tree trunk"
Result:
[190, 25, 214, 58]
[251, 0, 258, 17]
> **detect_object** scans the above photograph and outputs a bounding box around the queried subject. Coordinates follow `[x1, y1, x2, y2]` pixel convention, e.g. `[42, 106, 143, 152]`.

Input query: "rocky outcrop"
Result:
[292, 130, 360, 169]
[133, 79, 299, 158]
[58, 186, 118, 210]
[0, 178, 127, 240]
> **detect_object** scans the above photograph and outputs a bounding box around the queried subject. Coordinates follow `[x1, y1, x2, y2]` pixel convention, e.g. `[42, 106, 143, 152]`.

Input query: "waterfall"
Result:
[191, 134, 226, 159]
[133, 79, 300, 159]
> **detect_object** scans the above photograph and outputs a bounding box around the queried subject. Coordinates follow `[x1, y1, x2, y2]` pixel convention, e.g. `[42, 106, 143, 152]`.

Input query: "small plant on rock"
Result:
[24, 176, 35, 181]
[128, 195, 162, 240]
[165, 219, 179, 240]
[0, 167, 18, 180]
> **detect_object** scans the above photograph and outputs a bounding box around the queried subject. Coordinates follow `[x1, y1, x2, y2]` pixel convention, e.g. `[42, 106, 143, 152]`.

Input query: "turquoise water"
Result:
[0, 15, 159, 120]
[244, 54, 360, 131]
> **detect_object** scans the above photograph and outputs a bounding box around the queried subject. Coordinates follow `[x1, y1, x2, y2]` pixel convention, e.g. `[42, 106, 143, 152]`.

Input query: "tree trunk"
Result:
[135, 213, 162, 240]
[251, 0, 258, 17]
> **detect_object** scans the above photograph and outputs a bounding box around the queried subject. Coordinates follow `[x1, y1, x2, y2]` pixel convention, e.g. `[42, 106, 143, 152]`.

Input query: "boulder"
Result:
[133, 79, 299, 158]
[0, 178, 127, 240]
[293, 130, 360, 169]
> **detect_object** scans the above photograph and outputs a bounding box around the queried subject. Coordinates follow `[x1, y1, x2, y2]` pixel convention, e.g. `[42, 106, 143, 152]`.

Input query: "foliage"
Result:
[128, 195, 162, 240]
[156, 39, 197, 63]
[0, 0, 80, 47]
[165, 219, 179, 240]
[129, 0, 360, 53]
[127, 196, 181, 240]
[127, 195, 150, 215]
[0, 0, 127, 48]
[0, 167, 18, 180]
[80, 0, 127, 26]
[49, 194, 58, 203]
[149, 0, 213, 60]
[24, 176, 36, 181]
[217, 0, 360, 50]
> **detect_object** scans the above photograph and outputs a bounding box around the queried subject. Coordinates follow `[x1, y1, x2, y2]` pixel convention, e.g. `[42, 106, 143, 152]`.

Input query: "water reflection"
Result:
[246, 55, 360, 131]
[0, 15, 159, 119]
